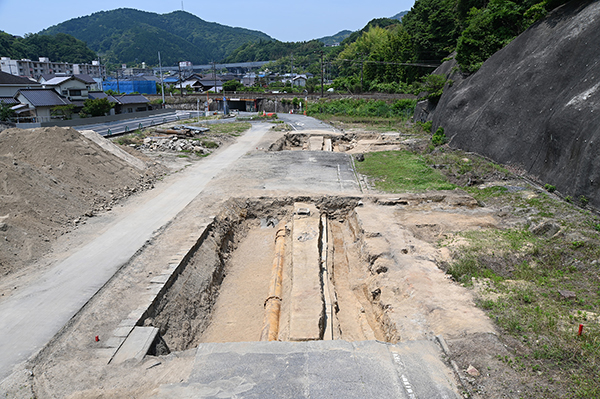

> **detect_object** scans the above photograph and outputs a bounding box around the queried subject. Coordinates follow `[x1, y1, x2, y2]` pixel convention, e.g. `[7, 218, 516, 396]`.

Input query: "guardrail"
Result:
[101, 112, 193, 137]
[39, 108, 173, 128]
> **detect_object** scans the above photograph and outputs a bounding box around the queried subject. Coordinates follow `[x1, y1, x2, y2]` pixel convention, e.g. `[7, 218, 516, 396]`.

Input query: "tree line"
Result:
[226, 0, 571, 94]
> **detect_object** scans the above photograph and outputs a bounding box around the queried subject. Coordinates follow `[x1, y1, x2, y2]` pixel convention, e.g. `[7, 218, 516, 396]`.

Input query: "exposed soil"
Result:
[2, 123, 580, 398]
[0, 127, 166, 279]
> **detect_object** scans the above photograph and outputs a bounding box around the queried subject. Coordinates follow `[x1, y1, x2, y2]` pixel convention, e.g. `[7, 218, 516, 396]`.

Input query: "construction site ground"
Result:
[1, 114, 586, 398]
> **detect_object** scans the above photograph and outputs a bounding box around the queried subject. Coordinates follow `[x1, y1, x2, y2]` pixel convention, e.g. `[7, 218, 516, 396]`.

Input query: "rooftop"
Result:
[17, 89, 71, 107]
[0, 71, 39, 86]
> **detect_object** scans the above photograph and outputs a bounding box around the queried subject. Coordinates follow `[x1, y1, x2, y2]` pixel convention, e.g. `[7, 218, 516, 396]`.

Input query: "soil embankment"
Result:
[0, 127, 164, 277]
[430, 0, 600, 208]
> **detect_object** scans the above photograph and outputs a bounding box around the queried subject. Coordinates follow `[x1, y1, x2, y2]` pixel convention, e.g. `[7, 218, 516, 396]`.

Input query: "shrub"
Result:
[420, 74, 449, 103]
[544, 184, 556, 193]
[432, 127, 447, 146]
[418, 121, 433, 133]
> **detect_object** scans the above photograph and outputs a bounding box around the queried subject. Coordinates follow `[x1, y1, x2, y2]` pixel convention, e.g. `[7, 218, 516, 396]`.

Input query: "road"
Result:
[0, 124, 272, 382]
[277, 112, 337, 131]
[74, 111, 194, 136]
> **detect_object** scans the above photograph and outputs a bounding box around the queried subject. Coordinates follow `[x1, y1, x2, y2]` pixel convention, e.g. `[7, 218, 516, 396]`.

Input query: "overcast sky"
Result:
[0, 0, 415, 42]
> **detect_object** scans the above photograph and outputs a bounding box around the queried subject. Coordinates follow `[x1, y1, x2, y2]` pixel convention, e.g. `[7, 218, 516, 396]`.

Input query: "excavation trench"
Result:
[140, 196, 394, 352]
[268, 131, 410, 153]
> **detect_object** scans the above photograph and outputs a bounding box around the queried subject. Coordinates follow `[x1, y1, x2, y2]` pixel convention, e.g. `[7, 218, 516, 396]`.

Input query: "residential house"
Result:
[178, 74, 223, 93]
[41, 75, 92, 107]
[14, 88, 71, 122]
[0, 71, 40, 97]
[242, 73, 256, 87]
[40, 73, 100, 91]
[293, 75, 308, 87]
[113, 94, 151, 114]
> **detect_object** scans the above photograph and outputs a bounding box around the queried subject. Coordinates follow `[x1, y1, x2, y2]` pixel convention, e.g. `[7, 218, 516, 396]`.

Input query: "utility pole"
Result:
[360, 59, 364, 93]
[213, 61, 217, 94]
[320, 51, 324, 98]
[98, 56, 103, 92]
[290, 54, 294, 88]
[116, 68, 120, 94]
[158, 51, 165, 105]
[178, 62, 183, 97]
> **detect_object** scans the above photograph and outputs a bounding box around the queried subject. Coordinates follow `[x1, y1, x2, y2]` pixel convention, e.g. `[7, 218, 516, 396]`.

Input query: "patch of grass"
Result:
[442, 190, 600, 396]
[314, 114, 419, 133]
[356, 150, 456, 192]
[237, 113, 278, 121]
[113, 129, 145, 146]
[201, 140, 219, 149]
[205, 122, 251, 136]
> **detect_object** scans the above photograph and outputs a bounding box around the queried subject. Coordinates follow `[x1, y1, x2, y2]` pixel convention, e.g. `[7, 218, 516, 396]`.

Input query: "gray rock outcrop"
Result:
[431, 0, 600, 208]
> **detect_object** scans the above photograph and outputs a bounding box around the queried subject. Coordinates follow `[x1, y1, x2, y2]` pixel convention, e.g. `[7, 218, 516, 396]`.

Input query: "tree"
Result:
[82, 98, 114, 117]
[51, 104, 75, 120]
[0, 102, 15, 122]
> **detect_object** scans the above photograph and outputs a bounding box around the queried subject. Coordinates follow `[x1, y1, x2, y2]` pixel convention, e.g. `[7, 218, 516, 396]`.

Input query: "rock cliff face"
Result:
[432, 0, 600, 208]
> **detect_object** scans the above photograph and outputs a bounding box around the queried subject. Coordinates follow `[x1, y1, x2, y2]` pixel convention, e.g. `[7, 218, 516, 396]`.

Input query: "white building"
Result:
[0, 57, 105, 80]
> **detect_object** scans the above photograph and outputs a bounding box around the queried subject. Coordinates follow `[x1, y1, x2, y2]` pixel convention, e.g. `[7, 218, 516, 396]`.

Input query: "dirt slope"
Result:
[430, 0, 600, 208]
[0, 127, 163, 277]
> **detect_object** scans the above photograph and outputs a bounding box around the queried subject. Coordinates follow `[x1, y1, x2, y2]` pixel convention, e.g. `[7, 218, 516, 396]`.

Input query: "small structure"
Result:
[293, 75, 309, 87]
[14, 88, 71, 122]
[113, 94, 151, 114]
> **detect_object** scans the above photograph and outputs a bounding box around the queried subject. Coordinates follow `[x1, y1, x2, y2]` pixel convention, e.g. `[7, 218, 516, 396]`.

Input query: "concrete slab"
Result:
[145, 285, 163, 295]
[153, 340, 459, 399]
[150, 274, 170, 284]
[323, 138, 332, 152]
[118, 318, 139, 328]
[289, 204, 323, 341]
[102, 336, 125, 349]
[308, 136, 323, 151]
[207, 151, 361, 196]
[112, 326, 134, 337]
[110, 326, 158, 364]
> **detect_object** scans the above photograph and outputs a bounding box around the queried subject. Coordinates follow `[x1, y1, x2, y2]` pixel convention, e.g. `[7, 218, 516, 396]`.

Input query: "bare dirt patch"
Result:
[0, 126, 165, 278]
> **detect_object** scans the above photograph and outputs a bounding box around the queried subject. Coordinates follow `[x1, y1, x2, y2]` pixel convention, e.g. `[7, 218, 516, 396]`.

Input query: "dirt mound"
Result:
[0, 126, 164, 277]
[430, 0, 600, 208]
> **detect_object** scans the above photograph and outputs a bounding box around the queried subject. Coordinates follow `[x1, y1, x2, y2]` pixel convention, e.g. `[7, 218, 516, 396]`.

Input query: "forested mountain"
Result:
[229, 0, 573, 95]
[317, 30, 353, 45]
[40, 8, 272, 66]
[340, 18, 401, 46]
[223, 40, 324, 64]
[330, 0, 572, 93]
[390, 11, 409, 20]
[0, 31, 97, 63]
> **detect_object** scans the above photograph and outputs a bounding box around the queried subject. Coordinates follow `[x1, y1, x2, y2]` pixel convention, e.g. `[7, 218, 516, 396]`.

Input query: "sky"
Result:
[0, 0, 415, 42]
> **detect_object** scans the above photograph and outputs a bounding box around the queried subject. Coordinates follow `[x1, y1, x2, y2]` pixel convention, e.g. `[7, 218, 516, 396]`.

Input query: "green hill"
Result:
[40, 8, 272, 66]
[390, 11, 409, 20]
[317, 30, 353, 45]
[0, 31, 97, 64]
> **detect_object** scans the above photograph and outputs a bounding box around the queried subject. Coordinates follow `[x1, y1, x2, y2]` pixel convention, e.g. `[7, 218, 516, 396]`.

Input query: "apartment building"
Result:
[0, 57, 105, 80]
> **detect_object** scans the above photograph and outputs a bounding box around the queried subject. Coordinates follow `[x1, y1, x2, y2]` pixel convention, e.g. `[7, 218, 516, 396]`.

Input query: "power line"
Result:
[336, 58, 440, 68]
